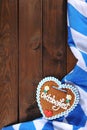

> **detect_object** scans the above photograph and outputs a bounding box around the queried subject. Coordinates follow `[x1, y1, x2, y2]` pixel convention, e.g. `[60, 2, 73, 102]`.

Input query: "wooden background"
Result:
[0, 0, 76, 128]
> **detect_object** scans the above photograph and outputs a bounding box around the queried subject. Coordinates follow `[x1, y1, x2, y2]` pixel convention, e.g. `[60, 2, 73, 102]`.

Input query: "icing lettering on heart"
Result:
[41, 92, 71, 111]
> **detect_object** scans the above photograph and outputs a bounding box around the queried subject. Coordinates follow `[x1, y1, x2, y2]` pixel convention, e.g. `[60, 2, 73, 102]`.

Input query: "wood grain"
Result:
[42, 0, 67, 79]
[19, 0, 42, 121]
[0, 0, 18, 128]
[0, 0, 76, 127]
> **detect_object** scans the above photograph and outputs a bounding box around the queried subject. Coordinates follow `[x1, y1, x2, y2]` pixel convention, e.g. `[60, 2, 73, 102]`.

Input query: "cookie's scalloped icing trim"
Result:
[36, 76, 80, 120]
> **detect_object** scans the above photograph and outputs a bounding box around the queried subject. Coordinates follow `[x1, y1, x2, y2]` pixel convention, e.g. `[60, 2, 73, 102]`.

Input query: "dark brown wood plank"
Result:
[0, 0, 18, 128]
[42, 0, 67, 79]
[19, 0, 42, 121]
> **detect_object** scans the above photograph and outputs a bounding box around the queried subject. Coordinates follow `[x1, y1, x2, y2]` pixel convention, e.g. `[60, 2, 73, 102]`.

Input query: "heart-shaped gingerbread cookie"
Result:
[36, 77, 80, 120]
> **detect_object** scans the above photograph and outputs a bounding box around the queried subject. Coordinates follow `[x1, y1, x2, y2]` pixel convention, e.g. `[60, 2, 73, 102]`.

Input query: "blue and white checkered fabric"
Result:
[2, 0, 87, 129]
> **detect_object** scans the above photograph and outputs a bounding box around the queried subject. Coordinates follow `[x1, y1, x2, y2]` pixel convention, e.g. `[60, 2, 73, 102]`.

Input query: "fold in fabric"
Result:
[2, 0, 87, 129]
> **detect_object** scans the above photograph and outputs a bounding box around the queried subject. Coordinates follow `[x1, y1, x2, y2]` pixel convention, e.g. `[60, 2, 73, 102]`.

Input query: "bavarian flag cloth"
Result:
[2, 0, 87, 130]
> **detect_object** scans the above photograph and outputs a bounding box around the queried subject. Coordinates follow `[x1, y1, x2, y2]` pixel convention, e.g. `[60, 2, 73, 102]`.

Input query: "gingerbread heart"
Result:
[36, 77, 80, 120]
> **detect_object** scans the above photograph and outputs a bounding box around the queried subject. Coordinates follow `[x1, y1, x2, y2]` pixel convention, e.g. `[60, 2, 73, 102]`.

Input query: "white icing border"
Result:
[36, 76, 80, 120]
